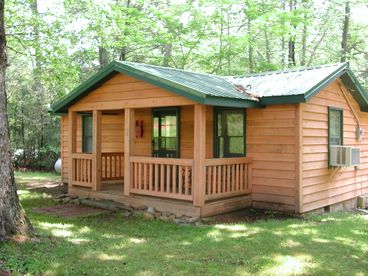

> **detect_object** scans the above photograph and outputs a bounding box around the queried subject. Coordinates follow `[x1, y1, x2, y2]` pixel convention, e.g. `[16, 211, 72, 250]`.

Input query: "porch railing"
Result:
[129, 156, 194, 201]
[71, 153, 93, 187]
[102, 152, 124, 182]
[205, 157, 252, 201]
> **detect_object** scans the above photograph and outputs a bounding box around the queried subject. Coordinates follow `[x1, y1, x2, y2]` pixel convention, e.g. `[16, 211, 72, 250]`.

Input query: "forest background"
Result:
[5, 0, 368, 170]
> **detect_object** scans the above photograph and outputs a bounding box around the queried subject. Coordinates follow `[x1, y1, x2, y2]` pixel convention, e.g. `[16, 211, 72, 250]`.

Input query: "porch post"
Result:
[124, 108, 135, 196]
[193, 104, 206, 208]
[68, 111, 77, 187]
[92, 110, 102, 191]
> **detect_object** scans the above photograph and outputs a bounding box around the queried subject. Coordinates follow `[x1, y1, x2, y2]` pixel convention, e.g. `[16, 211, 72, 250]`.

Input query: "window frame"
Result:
[151, 107, 180, 158]
[328, 107, 343, 166]
[82, 113, 93, 153]
[213, 107, 246, 158]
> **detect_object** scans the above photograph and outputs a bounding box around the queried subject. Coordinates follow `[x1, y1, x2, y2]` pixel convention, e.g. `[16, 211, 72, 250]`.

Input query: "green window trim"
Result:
[152, 107, 180, 158]
[82, 114, 93, 153]
[214, 107, 246, 158]
[328, 107, 343, 166]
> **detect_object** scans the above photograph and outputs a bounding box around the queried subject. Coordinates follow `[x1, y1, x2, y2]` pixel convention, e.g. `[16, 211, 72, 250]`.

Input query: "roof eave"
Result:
[204, 96, 262, 108]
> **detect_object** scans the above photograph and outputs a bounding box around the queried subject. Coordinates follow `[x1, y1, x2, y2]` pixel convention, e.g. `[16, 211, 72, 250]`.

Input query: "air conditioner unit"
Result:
[329, 145, 360, 167]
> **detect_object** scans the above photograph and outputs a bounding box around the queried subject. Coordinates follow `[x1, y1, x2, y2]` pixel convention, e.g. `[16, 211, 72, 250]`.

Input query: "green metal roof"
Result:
[51, 61, 368, 114]
[51, 61, 260, 114]
[227, 62, 368, 109]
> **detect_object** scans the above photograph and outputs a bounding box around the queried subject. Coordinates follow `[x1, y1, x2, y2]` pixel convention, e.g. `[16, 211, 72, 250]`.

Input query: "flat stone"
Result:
[136, 205, 147, 211]
[357, 196, 366, 209]
[122, 211, 131, 218]
[159, 216, 171, 222]
[33, 204, 111, 218]
[174, 218, 187, 224]
[146, 207, 156, 214]
[168, 214, 176, 221]
[186, 217, 199, 224]
[161, 211, 171, 217]
[143, 212, 155, 220]
[55, 194, 68, 199]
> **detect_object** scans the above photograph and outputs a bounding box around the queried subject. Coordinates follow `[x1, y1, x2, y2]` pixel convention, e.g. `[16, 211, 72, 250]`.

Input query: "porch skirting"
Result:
[69, 185, 252, 217]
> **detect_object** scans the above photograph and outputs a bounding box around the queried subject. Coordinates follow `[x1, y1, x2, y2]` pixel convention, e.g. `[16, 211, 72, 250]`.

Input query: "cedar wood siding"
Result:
[301, 79, 368, 212]
[247, 104, 298, 212]
[60, 74, 207, 183]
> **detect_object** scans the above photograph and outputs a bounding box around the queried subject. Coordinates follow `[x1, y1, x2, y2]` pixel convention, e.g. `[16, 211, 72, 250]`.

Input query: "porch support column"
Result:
[193, 104, 206, 208]
[124, 108, 135, 196]
[68, 111, 77, 187]
[92, 110, 102, 191]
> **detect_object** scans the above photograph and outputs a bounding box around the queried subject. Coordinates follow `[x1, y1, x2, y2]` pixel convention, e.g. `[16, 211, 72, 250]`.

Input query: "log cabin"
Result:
[51, 61, 368, 217]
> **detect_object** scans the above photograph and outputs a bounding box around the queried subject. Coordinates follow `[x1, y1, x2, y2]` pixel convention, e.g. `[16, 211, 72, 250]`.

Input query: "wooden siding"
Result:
[69, 74, 196, 111]
[247, 104, 298, 212]
[301, 80, 368, 212]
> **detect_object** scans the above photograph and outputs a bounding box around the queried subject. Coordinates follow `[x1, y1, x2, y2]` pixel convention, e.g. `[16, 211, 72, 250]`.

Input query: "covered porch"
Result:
[65, 104, 252, 216]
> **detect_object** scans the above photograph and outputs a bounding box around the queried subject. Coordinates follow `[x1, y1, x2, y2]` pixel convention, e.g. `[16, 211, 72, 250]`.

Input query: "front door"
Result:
[152, 108, 179, 158]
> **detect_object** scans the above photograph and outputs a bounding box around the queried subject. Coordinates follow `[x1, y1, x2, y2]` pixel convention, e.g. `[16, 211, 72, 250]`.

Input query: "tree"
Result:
[0, 0, 32, 240]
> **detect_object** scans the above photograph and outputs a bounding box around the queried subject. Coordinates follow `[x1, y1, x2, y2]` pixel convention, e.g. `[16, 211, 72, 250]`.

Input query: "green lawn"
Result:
[1, 172, 368, 275]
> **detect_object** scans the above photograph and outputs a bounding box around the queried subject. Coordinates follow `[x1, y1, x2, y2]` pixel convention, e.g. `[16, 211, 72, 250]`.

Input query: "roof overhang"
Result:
[51, 61, 260, 114]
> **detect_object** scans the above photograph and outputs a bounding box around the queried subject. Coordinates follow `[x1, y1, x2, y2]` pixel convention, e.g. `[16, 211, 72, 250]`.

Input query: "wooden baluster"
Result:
[166, 165, 171, 193]
[240, 163, 244, 191]
[185, 166, 189, 195]
[226, 165, 230, 193]
[207, 166, 212, 195]
[138, 162, 142, 189]
[235, 164, 240, 191]
[217, 165, 221, 194]
[213, 166, 217, 195]
[154, 164, 159, 192]
[143, 163, 147, 191]
[173, 165, 177, 194]
[104, 155, 107, 180]
[231, 164, 236, 192]
[149, 163, 153, 191]
[178, 166, 183, 195]
[160, 164, 164, 192]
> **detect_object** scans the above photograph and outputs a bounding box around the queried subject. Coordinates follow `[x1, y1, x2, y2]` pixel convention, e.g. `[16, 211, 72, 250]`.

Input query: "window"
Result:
[329, 107, 343, 146]
[152, 108, 180, 158]
[214, 108, 246, 158]
[82, 114, 93, 153]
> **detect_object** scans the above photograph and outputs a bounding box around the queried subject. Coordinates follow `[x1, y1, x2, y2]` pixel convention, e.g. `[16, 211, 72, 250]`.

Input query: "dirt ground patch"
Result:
[33, 204, 111, 218]
[208, 208, 299, 224]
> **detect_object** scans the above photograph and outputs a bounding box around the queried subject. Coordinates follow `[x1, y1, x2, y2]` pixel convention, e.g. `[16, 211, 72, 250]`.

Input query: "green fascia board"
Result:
[51, 61, 259, 114]
[303, 62, 348, 101]
[205, 96, 262, 108]
[260, 94, 306, 105]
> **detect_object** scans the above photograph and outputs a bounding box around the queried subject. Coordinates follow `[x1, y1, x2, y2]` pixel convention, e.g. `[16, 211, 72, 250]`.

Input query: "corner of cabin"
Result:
[300, 78, 368, 213]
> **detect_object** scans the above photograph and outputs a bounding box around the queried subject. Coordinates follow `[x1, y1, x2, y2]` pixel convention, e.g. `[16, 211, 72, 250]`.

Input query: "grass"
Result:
[1, 172, 368, 275]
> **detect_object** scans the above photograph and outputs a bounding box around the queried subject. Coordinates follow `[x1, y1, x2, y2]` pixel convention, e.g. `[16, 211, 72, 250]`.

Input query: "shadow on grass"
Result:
[1, 190, 368, 275]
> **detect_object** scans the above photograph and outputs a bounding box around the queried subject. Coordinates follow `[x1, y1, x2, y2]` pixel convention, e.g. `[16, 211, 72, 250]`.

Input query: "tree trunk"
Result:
[247, 18, 254, 72]
[162, 44, 172, 67]
[288, 0, 296, 67]
[341, 1, 350, 62]
[98, 46, 109, 68]
[0, 0, 32, 240]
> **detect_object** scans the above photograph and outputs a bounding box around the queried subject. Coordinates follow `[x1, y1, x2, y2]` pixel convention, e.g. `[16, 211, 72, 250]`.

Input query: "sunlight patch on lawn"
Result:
[215, 224, 249, 231]
[17, 189, 30, 195]
[312, 238, 330, 243]
[68, 238, 90, 245]
[281, 239, 301, 248]
[82, 252, 126, 261]
[263, 254, 314, 275]
[130, 238, 146, 244]
[37, 222, 76, 238]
